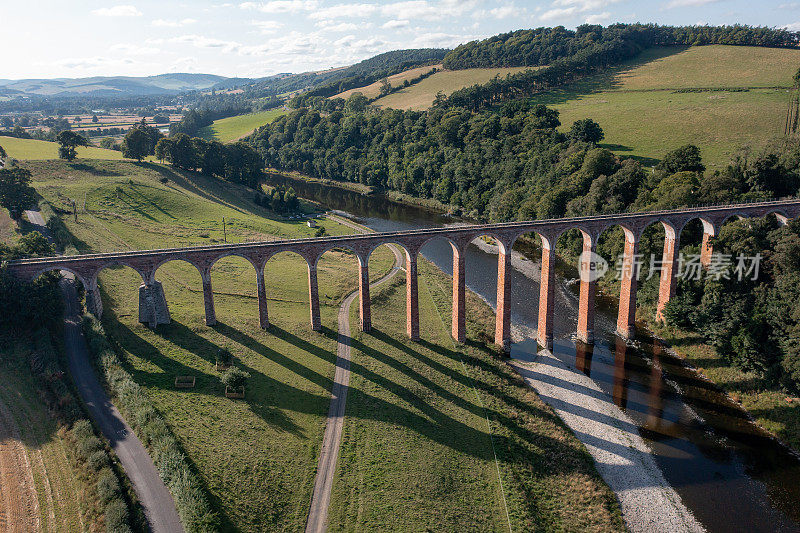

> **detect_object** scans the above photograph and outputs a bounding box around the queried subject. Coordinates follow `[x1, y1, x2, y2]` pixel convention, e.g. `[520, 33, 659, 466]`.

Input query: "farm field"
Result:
[333, 64, 441, 100]
[0, 136, 127, 161]
[373, 66, 533, 111]
[197, 108, 287, 143]
[0, 336, 86, 532]
[22, 158, 625, 531]
[541, 45, 800, 169]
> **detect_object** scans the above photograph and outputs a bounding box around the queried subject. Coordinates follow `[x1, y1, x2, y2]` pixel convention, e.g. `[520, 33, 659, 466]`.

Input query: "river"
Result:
[271, 173, 800, 532]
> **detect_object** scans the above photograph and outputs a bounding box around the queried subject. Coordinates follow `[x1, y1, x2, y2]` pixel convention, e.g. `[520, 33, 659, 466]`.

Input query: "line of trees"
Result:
[155, 134, 262, 188]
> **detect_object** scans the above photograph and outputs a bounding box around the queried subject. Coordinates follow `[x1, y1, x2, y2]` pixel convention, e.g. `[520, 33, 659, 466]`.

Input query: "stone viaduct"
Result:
[7, 199, 800, 351]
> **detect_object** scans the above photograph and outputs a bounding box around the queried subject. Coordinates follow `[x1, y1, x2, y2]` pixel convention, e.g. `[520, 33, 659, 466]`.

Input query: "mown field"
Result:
[197, 108, 287, 143]
[0, 337, 86, 532]
[333, 64, 441, 100]
[21, 158, 626, 531]
[373, 67, 533, 111]
[0, 136, 127, 161]
[542, 45, 800, 169]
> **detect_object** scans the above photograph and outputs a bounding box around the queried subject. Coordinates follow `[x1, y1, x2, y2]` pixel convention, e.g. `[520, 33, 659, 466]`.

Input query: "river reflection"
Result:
[270, 173, 800, 532]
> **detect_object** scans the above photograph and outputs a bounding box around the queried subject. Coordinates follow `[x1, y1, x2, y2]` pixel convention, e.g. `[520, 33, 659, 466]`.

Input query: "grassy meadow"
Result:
[541, 45, 800, 169]
[0, 136, 127, 161]
[330, 257, 624, 531]
[373, 67, 534, 111]
[197, 108, 287, 143]
[333, 64, 441, 100]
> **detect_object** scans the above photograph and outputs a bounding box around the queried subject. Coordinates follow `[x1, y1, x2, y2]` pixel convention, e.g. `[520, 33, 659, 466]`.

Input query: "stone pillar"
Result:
[495, 245, 511, 352]
[612, 337, 628, 409]
[359, 258, 371, 333]
[575, 342, 593, 376]
[616, 233, 639, 339]
[308, 263, 321, 331]
[256, 268, 269, 329]
[656, 226, 679, 322]
[700, 230, 713, 268]
[85, 280, 103, 318]
[537, 242, 555, 350]
[138, 280, 170, 327]
[201, 269, 216, 326]
[451, 244, 466, 343]
[577, 238, 596, 344]
[406, 252, 419, 341]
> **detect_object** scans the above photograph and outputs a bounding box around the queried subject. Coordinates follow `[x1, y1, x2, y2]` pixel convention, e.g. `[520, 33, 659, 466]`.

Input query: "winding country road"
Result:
[25, 210, 183, 533]
[305, 216, 404, 533]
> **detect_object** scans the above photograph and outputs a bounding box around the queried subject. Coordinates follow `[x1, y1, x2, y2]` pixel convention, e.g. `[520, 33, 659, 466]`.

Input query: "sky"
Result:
[1, 0, 798, 80]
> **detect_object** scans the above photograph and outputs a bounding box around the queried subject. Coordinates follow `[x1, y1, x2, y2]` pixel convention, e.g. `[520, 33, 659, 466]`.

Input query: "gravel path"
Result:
[510, 348, 705, 533]
[305, 216, 404, 533]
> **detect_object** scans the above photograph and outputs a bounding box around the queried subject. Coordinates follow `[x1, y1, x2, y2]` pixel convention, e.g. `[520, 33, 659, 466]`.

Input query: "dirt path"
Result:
[0, 395, 41, 533]
[305, 216, 404, 533]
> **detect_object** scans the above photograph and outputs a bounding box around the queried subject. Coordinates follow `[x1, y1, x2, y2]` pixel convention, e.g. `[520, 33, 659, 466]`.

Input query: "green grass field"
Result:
[333, 64, 441, 100]
[373, 67, 534, 111]
[19, 158, 626, 531]
[197, 109, 287, 143]
[541, 45, 800, 169]
[0, 136, 127, 161]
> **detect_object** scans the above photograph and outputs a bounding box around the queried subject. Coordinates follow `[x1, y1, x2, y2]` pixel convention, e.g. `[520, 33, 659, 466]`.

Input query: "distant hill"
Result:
[0, 73, 251, 98]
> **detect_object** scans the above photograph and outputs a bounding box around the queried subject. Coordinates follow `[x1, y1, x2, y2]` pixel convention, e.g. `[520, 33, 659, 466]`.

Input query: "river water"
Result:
[272, 173, 800, 532]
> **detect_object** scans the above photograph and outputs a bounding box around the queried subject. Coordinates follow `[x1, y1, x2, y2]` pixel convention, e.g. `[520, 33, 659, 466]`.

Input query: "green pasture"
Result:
[197, 109, 287, 143]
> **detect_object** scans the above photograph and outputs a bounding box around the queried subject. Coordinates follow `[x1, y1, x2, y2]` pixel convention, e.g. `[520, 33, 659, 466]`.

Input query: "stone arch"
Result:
[29, 266, 89, 289]
[209, 251, 260, 273]
[264, 249, 320, 330]
[208, 253, 262, 327]
[152, 256, 204, 280]
[150, 257, 204, 324]
[94, 260, 148, 285]
[765, 208, 791, 225]
[677, 215, 717, 239]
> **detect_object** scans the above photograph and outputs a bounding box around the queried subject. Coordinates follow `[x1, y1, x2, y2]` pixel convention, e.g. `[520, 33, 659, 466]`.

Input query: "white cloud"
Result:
[110, 44, 161, 55]
[381, 0, 477, 21]
[251, 19, 284, 33]
[315, 21, 371, 31]
[382, 19, 410, 29]
[664, 0, 718, 8]
[308, 3, 378, 19]
[151, 18, 197, 27]
[92, 5, 142, 17]
[541, 0, 618, 21]
[585, 11, 611, 23]
[239, 0, 318, 13]
[779, 2, 800, 7]
[540, 7, 577, 20]
[784, 21, 800, 30]
[169, 34, 242, 53]
[411, 31, 468, 48]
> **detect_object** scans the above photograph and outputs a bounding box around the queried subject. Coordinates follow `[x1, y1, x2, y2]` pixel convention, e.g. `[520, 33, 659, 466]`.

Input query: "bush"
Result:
[77, 435, 103, 459]
[96, 468, 122, 503]
[88, 449, 111, 471]
[215, 348, 233, 366]
[221, 367, 249, 390]
[104, 498, 132, 533]
[72, 419, 95, 441]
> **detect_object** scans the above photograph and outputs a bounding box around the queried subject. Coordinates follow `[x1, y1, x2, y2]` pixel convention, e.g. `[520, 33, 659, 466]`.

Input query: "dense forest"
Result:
[443, 24, 799, 69]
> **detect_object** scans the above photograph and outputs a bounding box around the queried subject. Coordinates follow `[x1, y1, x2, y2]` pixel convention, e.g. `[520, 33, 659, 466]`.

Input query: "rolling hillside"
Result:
[372, 67, 533, 110]
[541, 45, 800, 168]
[0, 136, 127, 160]
[0, 73, 242, 97]
[333, 64, 440, 100]
[196, 108, 287, 143]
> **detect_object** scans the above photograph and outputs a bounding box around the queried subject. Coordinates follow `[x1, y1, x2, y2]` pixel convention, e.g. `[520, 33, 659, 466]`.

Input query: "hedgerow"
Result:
[82, 314, 219, 532]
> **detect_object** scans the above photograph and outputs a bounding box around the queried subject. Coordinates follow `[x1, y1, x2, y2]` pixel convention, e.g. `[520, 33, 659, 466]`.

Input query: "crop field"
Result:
[19, 158, 626, 531]
[0, 336, 86, 532]
[0, 136, 127, 161]
[373, 67, 534, 111]
[333, 64, 441, 100]
[197, 108, 287, 143]
[541, 45, 800, 169]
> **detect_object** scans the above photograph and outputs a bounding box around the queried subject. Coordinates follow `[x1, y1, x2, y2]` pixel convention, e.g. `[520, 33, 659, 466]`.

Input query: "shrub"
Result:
[160, 177, 169, 184]
[215, 348, 232, 366]
[77, 436, 103, 459]
[104, 498, 132, 533]
[221, 367, 249, 390]
[72, 419, 95, 441]
[96, 468, 121, 503]
[88, 449, 110, 471]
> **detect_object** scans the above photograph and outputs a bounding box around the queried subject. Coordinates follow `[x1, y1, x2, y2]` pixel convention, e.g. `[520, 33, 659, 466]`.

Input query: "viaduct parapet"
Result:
[8, 200, 800, 351]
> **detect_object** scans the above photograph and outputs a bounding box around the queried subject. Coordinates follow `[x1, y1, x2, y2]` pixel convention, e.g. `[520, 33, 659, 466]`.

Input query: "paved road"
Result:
[25, 210, 183, 533]
[305, 216, 404, 533]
